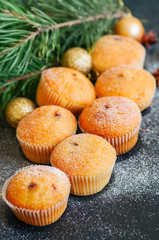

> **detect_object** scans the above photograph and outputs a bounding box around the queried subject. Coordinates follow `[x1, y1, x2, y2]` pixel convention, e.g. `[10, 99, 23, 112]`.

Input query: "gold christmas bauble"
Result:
[61, 47, 92, 75]
[6, 97, 35, 128]
[114, 16, 145, 41]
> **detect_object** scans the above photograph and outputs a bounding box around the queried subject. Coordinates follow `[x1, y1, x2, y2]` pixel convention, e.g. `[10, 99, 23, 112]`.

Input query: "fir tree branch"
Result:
[2, 10, 33, 24]
[0, 0, 127, 116]
[39, 11, 125, 32]
[4, 70, 43, 85]
[1, 11, 125, 71]
[2, 11, 125, 55]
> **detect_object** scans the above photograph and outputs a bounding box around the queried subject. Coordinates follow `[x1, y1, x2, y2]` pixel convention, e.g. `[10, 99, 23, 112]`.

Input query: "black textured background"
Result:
[0, 0, 159, 239]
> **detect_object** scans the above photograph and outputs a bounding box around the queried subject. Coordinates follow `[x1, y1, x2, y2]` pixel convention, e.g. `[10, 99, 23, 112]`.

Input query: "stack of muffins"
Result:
[2, 35, 156, 226]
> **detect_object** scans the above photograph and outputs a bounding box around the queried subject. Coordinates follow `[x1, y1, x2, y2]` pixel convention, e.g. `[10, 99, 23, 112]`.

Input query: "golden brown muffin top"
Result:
[51, 133, 116, 177]
[6, 166, 70, 210]
[41, 67, 96, 105]
[92, 35, 145, 74]
[17, 105, 77, 146]
[95, 67, 156, 110]
[79, 96, 141, 138]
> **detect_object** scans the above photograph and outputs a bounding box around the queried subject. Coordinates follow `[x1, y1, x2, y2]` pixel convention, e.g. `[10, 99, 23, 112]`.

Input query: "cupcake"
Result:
[95, 67, 156, 111]
[17, 105, 77, 164]
[36, 67, 96, 115]
[79, 97, 142, 155]
[91, 35, 146, 75]
[2, 165, 70, 226]
[51, 133, 116, 196]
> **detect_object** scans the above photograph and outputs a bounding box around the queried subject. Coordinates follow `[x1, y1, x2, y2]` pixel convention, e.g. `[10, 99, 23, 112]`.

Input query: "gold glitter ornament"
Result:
[61, 47, 92, 75]
[6, 97, 35, 128]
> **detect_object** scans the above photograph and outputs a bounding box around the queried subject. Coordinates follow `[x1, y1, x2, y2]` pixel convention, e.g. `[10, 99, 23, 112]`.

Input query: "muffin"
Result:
[36, 67, 96, 115]
[2, 165, 70, 226]
[51, 133, 116, 195]
[17, 105, 77, 164]
[79, 97, 142, 155]
[91, 35, 146, 75]
[95, 67, 156, 111]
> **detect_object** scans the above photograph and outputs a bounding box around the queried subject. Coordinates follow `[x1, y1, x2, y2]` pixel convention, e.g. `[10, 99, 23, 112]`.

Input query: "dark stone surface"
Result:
[0, 0, 159, 239]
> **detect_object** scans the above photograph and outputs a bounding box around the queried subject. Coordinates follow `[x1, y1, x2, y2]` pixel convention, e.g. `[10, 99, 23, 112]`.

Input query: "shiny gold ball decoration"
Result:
[6, 97, 35, 128]
[114, 16, 145, 41]
[61, 47, 92, 75]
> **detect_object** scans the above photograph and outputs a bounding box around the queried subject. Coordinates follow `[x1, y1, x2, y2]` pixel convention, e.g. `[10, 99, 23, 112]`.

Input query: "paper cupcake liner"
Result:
[17, 138, 55, 164]
[2, 166, 69, 226]
[37, 75, 84, 114]
[17, 127, 77, 164]
[79, 122, 140, 155]
[106, 125, 140, 155]
[70, 165, 115, 196]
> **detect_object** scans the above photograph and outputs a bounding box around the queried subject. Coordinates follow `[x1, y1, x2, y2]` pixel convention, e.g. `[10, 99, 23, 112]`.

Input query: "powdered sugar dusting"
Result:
[79, 96, 141, 137]
[0, 89, 158, 238]
[0, 1, 158, 237]
[15, 165, 68, 180]
[16, 105, 77, 146]
[51, 133, 116, 176]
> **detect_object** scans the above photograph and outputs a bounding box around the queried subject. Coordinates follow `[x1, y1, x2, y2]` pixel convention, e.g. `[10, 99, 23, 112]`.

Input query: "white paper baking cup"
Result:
[70, 163, 116, 196]
[79, 122, 140, 155]
[17, 138, 55, 164]
[17, 127, 77, 164]
[106, 125, 140, 155]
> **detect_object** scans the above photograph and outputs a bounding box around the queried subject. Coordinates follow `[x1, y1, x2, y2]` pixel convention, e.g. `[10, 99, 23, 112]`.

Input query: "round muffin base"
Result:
[11, 198, 68, 226]
[2, 168, 69, 226]
[79, 123, 140, 156]
[70, 166, 115, 196]
[106, 126, 140, 155]
[17, 126, 77, 164]
[36, 78, 85, 115]
[17, 139, 55, 164]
